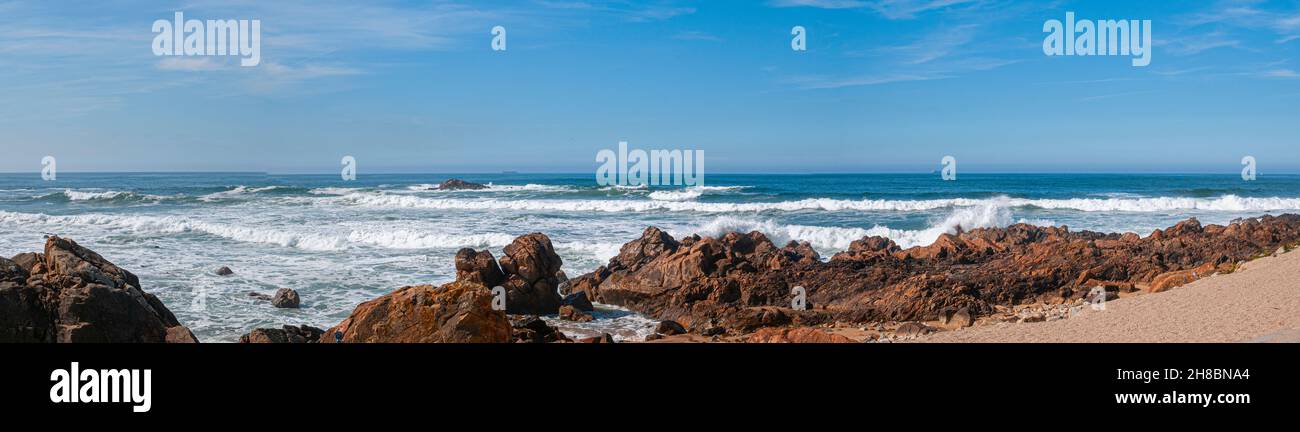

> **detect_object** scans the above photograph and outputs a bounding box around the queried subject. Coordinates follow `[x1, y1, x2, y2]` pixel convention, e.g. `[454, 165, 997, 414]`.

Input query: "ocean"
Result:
[2, 172, 1299, 342]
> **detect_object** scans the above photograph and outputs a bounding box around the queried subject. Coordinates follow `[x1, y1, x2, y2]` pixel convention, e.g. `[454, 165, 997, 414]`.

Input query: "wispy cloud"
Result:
[867, 0, 977, 20]
[1261, 68, 1300, 78]
[1161, 30, 1245, 56]
[1177, 0, 1300, 45]
[534, 0, 695, 22]
[768, 0, 870, 9]
[769, 0, 977, 19]
[672, 30, 723, 42]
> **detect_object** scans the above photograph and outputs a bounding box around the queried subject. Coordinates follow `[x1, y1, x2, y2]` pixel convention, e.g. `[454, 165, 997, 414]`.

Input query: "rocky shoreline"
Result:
[5, 214, 1300, 343]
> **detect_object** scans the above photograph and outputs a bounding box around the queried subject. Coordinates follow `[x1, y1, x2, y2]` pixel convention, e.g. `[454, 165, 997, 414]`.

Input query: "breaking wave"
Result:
[0, 210, 518, 252]
[329, 192, 1300, 214]
[686, 205, 1056, 250]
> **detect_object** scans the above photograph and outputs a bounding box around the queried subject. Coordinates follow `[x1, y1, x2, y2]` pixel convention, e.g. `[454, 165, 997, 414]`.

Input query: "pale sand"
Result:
[915, 248, 1300, 343]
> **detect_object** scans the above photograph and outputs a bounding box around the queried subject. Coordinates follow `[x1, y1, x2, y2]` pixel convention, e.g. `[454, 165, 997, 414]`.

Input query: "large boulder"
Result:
[321, 281, 510, 343]
[498, 233, 564, 315]
[0, 237, 197, 343]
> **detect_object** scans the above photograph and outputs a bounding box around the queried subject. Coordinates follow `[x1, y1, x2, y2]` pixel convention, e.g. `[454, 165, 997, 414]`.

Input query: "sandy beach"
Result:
[915, 248, 1300, 343]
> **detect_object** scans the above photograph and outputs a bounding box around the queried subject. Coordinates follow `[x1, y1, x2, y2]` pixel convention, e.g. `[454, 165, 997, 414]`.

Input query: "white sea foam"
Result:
[685, 205, 1057, 251]
[646, 185, 748, 201]
[648, 189, 703, 201]
[555, 241, 625, 263]
[406, 183, 572, 192]
[0, 211, 518, 252]
[309, 187, 363, 195]
[330, 192, 1300, 214]
[55, 189, 170, 202]
[198, 185, 282, 201]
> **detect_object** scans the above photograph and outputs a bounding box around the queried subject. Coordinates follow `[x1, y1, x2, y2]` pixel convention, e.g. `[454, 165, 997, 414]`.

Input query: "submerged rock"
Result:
[215, 266, 234, 276]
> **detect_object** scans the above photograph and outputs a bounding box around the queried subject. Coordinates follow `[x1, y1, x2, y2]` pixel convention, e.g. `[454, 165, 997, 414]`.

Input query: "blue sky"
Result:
[0, 0, 1297, 173]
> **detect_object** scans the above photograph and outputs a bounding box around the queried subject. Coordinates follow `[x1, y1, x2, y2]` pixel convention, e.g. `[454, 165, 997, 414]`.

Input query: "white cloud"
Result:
[157, 57, 225, 72]
[768, 0, 870, 9]
[1262, 68, 1300, 78]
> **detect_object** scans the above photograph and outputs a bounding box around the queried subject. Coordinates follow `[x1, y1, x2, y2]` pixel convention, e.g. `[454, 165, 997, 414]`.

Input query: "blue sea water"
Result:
[2, 172, 1299, 342]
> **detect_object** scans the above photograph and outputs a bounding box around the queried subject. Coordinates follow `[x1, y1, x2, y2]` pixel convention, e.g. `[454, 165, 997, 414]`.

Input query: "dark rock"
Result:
[239, 325, 325, 343]
[510, 315, 570, 343]
[577, 333, 616, 343]
[562, 291, 594, 311]
[215, 266, 234, 276]
[272, 288, 300, 308]
[438, 178, 488, 190]
[654, 320, 686, 336]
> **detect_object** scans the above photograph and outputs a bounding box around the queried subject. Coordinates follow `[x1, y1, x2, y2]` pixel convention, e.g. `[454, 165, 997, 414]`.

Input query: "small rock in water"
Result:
[272, 288, 300, 308]
[558, 305, 593, 322]
[215, 266, 234, 276]
[248, 292, 272, 301]
[438, 178, 489, 190]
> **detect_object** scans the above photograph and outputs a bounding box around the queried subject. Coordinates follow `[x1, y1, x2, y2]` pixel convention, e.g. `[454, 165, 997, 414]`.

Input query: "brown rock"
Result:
[558, 305, 593, 322]
[747, 327, 854, 343]
[498, 233, 564, 315]
[0, 237, 196, 343]
[454, 248, 504, 288]
[1147, 270, 1199, 293]
[949, 307, 974, 328]
[894, 322, 933, 338]
[321, 281, 510, 343]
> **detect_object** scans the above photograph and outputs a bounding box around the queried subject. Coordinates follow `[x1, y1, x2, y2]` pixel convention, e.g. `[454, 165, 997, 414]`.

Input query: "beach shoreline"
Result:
[911, 245, 1300, 343]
